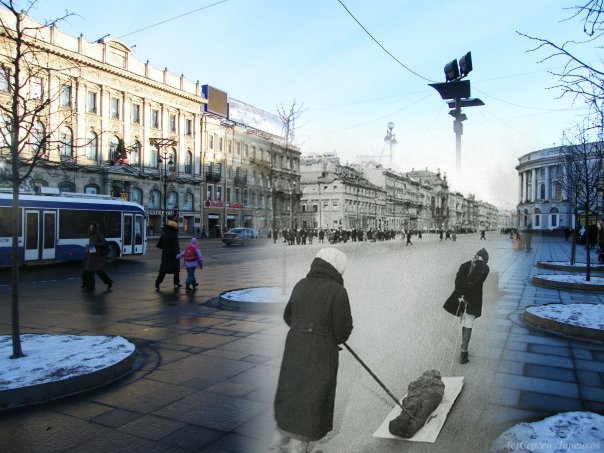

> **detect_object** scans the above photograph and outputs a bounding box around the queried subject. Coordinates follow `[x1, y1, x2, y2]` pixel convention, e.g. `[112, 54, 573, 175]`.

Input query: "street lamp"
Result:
[428, 51, 484, 175]
[384, 122, 398, 167]
[150, 138, 177, 226]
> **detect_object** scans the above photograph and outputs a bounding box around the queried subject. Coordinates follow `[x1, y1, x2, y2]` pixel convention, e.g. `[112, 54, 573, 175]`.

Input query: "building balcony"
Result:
[205, 171, 221, 183]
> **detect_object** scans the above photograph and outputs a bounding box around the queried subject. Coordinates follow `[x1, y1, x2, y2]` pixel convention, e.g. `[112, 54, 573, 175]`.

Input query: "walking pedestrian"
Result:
[176, 237, 204, 292]
[443, 248, 490, 364]
[273, 248, 353, 452]
[524, 225, 533, 251]
[81, 221, 113, 291]
[597, 220, 604, 263]
[406, 230, 413, 246]
[155, 220, 181, 291]
[480, 230, 486, 240]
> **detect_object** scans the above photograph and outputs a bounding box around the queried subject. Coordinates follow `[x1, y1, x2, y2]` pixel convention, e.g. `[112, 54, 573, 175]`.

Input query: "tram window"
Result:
[135, 216, 143, 245]
[59, 210, 121, 239]
[0, 207, 22, 236]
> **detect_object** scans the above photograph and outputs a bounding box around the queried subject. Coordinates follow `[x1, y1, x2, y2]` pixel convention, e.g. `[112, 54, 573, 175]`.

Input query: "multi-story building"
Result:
[0, 11, 299, 237]
[516, 146, 573, 230]
[301, 154, 498, 232]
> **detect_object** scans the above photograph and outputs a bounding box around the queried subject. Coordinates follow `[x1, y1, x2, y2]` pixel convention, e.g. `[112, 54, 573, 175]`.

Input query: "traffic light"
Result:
[459, 52, 472, 78]
[444, 59, 460, 82]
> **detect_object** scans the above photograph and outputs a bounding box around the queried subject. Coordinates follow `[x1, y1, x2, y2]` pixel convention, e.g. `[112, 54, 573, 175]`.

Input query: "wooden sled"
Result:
[372, 376, 464, 443]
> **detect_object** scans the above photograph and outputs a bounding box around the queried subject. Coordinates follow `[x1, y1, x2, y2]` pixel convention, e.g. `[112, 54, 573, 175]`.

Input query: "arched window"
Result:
[149, 190, 161, 209]
[170, 147, 177, 173]
[185, 149, 193, 174]
[132, 187, 143, 205]
[540, 184, 545, 200]
[149, 143, 158, 168]
[130, 140, 141, 166]
[86, 131, 98, 160]
[184, 192, 193, 210]
[84, 184, 99, 194]
[167, 191, 178, 210]
[31, 121, 45, 155]
[109, 135, 120, 160]
[59, 126, 73, 156]
[58, 181, 75, 193]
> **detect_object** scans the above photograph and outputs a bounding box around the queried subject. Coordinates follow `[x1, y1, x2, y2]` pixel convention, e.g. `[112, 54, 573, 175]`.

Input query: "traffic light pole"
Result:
[453, 98, 463, 175]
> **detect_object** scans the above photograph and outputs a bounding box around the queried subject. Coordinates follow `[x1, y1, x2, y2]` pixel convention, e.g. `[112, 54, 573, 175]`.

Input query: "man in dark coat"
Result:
[155, 220, 181, 290]
[443, 248, 490, 364]
[274, 248, 353, 452]
[82, 221, 113, 291]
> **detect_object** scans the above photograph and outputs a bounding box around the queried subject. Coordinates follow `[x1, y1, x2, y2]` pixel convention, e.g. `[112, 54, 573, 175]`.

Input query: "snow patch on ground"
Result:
[0, 334, 135, 390]
[535, 274, 604, 285]
[526, 304, 604, 330]
[221, 286, 291, 304]
[490, 411, 604, 452]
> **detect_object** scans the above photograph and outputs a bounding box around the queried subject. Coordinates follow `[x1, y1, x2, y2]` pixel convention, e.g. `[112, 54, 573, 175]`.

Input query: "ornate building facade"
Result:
[0, 10, 299, 237]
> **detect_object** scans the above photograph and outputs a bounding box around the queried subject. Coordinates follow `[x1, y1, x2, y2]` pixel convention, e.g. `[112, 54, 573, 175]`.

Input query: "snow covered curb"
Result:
[532, 274, 604, 292]
[0, 334, 136, 409]
[536, 261, 604, 273]
[523, 303, 604, 342]
[218, 286, 291, 312]
[490, 411, 604, 452]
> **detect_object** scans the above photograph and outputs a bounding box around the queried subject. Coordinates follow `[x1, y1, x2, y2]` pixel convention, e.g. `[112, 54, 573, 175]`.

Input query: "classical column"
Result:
[531, 168, 537, 201]
[519, 172, 524, 203]
[545, 166, 550, 200]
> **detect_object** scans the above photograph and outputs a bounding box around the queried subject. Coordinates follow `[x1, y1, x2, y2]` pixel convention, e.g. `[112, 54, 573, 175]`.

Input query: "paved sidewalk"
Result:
[486, 235, 604, 430]
[0, 235, 602, 452]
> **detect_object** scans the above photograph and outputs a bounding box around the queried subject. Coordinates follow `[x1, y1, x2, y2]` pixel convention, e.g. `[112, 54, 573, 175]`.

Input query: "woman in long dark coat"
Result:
[155, 220, 181, 290]
[443, 248, 490, 364]
[274, 248, 353, 452]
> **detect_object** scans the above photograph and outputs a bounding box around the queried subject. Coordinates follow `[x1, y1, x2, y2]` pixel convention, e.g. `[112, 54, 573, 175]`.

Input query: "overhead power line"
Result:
[336, 0, 435, 83]
[117, 1, 228, 39]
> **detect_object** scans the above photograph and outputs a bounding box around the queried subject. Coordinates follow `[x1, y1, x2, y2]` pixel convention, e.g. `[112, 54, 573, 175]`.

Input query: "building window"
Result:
[235, 188, 241, 202]
[58, 181, 75, 193]
[131, 140, 141, 166]
[151, 109, 159, 129]
[219, 138, 223, 152]
[169, 114, 176, 133]
[149, 190, 161, 209]
[87, 91, 97, 113]
[132, 104, 141, 124]
[184, 192, 193, 210]
[31, 121, 45, 155]
[150, 143, 158, 168]
[167, 191, 178, 210]
[30, 77, 42, 99]
[207, 185, 214, 201]
[540, 184, 545, 200]
[185, 119, 192, 136]
[109, 135, 120, 160]
[185, 150, 192, 174]
[84, 184, 99, 194]
[244, 144, 248, 158]
[110, 98, 120, 119]
[236, 142, 240, 156]
[216, 186, 222, 201]
[86, 131, 98, 160]
[209, 135, 214, 149]
[60, 85, 71, 107]
[59, 126, 73, 156]
[132, 187, 142, 205]
[0, 67, 9, 91]
[228, 140, 232, 155]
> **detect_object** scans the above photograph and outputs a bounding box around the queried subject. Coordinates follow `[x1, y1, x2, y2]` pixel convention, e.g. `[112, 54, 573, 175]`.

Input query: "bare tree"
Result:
[0, 1, 75, 358]
[557, 120, 604, 278]
[518, 1, 604, 117]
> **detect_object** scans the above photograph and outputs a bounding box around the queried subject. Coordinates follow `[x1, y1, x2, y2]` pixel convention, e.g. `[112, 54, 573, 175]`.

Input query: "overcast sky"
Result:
[26, 0, 592, 208]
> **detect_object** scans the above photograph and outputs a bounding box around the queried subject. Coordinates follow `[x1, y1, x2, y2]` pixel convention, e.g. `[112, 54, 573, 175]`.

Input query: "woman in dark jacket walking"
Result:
[82, 221, 113, 291]
[443, 248, 490, 364]
[274, 248, 353, 453]
[155, 220, 181, 290]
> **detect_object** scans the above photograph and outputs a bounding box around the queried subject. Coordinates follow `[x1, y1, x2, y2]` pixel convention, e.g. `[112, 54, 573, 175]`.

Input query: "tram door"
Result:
[134, 214, 144, 254]
[24, 209, 56, 261]
[122, 213, 133, 255]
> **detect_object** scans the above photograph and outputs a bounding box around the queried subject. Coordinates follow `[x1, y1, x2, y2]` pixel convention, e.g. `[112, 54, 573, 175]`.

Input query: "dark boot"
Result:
[461, 327, 472, 351]
[460, 350, 469, 364]
[185, 284, 191, 292]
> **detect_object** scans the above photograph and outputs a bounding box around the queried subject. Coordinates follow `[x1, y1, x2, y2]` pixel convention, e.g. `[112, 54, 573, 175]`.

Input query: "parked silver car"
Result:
[221, 227, 258, 246]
